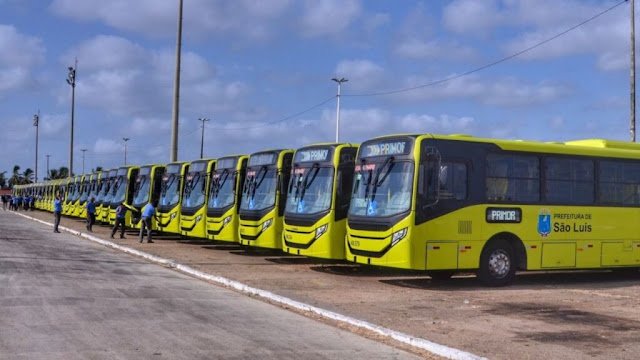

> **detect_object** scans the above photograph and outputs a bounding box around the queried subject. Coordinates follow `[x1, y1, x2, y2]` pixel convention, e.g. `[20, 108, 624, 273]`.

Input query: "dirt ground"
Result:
[20, 210, 640, 360]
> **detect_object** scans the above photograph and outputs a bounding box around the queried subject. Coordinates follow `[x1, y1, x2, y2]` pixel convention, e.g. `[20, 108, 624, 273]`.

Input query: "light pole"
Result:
[170, 0, 184, 162]
[331, 77, 348, 143]
[631, 0, 636, 142]
[33, 110, 39, 182]
[123, 137, 130, 165]
[66, 59, 77, 175]
[45, 154, 50, 180]
[80, 148, 88, 174]
[198, 117, 209, 159]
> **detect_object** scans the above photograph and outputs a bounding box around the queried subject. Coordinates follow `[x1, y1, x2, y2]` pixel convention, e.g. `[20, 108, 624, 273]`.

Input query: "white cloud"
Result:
[442, 0, 504, 35]
[334, 59, 384, 91]
[394, 38, 476, 60]
[93, 138, 122, 155]
[59, 35, 248, 120]
[50, 0, 293, 41]
[443, 0, 629, 71]
[394, 74, 570, 107]
[0, 24, 44, 96]
[299, 0, 362, 37]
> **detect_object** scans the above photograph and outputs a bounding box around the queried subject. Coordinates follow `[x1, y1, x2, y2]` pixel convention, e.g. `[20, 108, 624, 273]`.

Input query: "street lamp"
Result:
[331, 77, 348, 143]
[198, 117, 210, 159]
[170, 0, 184, 161]
[123, 137, 130, 165]
[66, 59, 77, 175]
[80, 148, 88, 174]
[33, 110, 40, 182]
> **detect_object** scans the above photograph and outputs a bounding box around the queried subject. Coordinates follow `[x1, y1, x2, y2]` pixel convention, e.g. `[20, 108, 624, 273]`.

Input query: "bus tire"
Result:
[478, 239, 516, 286]
[428, 271, 454, 281]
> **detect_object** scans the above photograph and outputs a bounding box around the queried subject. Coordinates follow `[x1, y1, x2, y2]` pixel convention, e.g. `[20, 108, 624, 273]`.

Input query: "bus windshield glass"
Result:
[285, 166, 333, 215]
[349, 159, 414, 217]
[79, 181, 90, 203]
[240, 167, 277, 211]
[87, 179, 98, 200]
[132, 174, 150, 207]
[208, 169, 235, 210]
[111, 175, 128, 205]
[183, 172, 207, 209]
[160, 172, 182, 209]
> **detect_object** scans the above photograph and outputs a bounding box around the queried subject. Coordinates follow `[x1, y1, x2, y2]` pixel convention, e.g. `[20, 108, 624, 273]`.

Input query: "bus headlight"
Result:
[223, 216, 232, 226]
[262, 218, 273, 231]
[315, 224, 328, 239]
[196, 215, 202, 223]
[391, 228, 408, 246]
[170, 212, 177, 220]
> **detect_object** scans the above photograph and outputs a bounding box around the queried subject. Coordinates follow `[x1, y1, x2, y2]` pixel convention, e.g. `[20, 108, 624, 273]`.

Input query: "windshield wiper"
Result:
[161, 174, 176, 195]
[370, 157, 395, 202]
[250, 166, 268, 199]
[299, 164, 320, 202]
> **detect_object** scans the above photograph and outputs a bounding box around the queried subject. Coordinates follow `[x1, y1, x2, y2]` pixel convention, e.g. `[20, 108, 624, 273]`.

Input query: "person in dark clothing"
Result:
[1, 195, 7, 211]
[85, 197, 96, 232]
[139, 201, 158, 243]
[110, 202, 128, 239]
[53, 194, 62, 233]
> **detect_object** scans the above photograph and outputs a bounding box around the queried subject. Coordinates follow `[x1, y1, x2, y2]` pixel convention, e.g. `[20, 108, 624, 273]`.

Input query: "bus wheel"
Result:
[478, 239, 516, 286]
[427, 271, 454, 281]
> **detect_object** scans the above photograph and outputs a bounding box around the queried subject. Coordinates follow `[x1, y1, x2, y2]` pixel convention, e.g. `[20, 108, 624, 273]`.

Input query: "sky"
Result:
[0, 0, 634, 179]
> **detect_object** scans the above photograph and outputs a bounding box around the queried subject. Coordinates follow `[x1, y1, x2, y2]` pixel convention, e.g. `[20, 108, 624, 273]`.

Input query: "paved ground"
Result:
[11, 209, 640, 359]
[0, 211, 421, 360]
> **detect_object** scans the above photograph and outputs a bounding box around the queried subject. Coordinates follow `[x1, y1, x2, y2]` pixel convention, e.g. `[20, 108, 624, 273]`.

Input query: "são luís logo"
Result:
[537, 209, 551, 237]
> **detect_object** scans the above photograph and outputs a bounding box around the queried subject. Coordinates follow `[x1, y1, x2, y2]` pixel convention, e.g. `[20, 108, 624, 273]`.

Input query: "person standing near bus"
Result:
[110, 202, 127, 239]
[85, 197, 96, 232]
[1, 195, 7, 211]
[53, 194, 62, 233]
[139, 200, 158, 243]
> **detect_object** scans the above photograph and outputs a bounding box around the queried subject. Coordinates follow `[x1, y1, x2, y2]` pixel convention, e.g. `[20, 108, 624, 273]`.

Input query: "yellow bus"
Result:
[206, 155, 248, 243]
[157, 162, 189, 234]
[108, 166, 140, 225]
[283, 143, 358, 259]
[96, 169, 117, 224]
[63, 175, 81, 216]
[130, 164, 165, 229]
[346, 134, 640, 286]
[74, 174, 92, 218]
[180, 159, 216, 238]
[238, 149, 293, 249]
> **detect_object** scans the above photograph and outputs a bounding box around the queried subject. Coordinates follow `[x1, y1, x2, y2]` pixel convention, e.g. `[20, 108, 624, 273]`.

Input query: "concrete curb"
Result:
[14, 211, 486, 360]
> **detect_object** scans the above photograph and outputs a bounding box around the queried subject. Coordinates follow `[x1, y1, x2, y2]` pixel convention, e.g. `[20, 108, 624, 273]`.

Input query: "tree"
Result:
[49, 166, 69, 179]
[23, 168, 34, 184]
[9, 165, 22, 186]
[0, 171, 6, 188]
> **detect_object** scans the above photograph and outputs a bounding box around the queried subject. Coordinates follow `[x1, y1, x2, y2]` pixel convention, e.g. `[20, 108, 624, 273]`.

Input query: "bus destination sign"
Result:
[190, 161, 207, 173]
[217, 157, 237, 170]
[295, 148, 331, 163]
[486, 207, 522, 223]
[249, 153, 276, 166]
[361, 140, 411, 157]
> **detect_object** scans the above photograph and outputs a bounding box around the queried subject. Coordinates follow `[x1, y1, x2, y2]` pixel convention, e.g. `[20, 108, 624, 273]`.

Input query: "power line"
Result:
[206, 96, 336, 131]
[345, 0, 628, 97]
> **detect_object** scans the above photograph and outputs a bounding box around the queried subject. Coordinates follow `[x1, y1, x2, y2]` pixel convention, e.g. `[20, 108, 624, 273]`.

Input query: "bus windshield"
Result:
[79, 181, 90, 203]
[160, 173, 181, 209]
[285, 166, 333, 215]
[132, 175, 150, 207]
[208, 169, 235, 210]
[349, 159, 414, 217]
[97, 178, 111, 204]
[240, 167, 277, 211]
[110, 176, 127, 205]
[183, 172, 207, 209]
[87, 180, 98, 201]
[67, 183, 79, 202]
